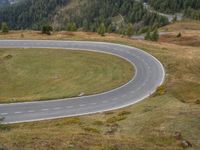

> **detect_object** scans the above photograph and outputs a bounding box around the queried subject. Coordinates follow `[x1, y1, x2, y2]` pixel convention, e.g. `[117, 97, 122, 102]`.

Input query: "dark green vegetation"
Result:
[41, 25, 53, 35]
[0, 0, 169, 34]
[0, 0, 69, 29]
[148, 0, 200, 20]
[1, 22, 9, 33]
[145, 28, 159, 41]
[0, 48, 134, 103]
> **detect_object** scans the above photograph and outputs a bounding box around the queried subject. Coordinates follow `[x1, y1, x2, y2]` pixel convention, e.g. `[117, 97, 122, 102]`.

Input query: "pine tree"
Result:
[97, 23, 106, 36]
[1, 22, 9, 33]
[126, 24, 134, 37]
[145, 30, 151, 40]
[151, 28, 159, 41]
[107, 25, 113, 33]
[71, 22, 77, 31]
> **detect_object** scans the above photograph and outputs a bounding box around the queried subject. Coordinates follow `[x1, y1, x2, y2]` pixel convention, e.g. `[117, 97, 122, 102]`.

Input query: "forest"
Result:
[0, 0, 169, 33]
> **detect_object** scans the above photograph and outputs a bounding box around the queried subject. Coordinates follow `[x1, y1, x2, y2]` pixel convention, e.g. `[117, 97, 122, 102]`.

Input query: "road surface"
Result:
[0, 40, 165, 124]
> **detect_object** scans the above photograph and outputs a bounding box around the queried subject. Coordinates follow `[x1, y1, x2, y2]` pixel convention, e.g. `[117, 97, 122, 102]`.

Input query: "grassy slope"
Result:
[0, 20, 200, 149]
[0, 48, 133, 103]
[159, 20, 200, 47]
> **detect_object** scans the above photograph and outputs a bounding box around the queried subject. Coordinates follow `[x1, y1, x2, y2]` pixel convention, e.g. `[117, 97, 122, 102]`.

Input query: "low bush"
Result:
[65, 118, 81, 125]
[106, 116, 127, 124]
[118, 111, 131, 116]
[82, 126, 100, 134]
[93, 120, 104, 126]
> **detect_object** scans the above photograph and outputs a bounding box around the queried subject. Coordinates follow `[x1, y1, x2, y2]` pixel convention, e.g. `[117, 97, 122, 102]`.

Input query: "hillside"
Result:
[0, 0, 169, 32]
[0, 20, 200, 149]
[148, 0, 200, 20]
[1, 0, 200, 32]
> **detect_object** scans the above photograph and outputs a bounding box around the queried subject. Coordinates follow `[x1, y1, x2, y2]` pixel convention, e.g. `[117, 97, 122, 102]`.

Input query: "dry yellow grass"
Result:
[160, 19, 200, 32]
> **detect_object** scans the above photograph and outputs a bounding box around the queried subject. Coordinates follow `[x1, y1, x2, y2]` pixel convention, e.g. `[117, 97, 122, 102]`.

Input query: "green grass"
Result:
[0, 48, 134, 103]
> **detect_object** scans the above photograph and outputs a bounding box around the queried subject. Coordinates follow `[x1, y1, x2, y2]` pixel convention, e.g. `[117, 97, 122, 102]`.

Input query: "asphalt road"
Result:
[0, 40, 165, 124]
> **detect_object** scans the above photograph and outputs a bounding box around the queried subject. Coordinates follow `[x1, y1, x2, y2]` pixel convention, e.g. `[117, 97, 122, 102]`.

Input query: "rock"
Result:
[174, 131, 182, 140]
[195, 99, 200, 104]
[79, 92, 85, 97]
[68, 144, 75, 148]
[181, 140, 192, 148]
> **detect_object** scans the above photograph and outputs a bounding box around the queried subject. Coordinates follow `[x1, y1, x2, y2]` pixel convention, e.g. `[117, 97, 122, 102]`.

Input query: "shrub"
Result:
[41, 25, 53, 35]
[82, 126, 100, 134]
[93, 120, 104, 126]
[106, 116, 127, 124]
[65, 118, 81, 124]
[118, 111, 131, 116]
[176, 32, 182, 38]
[0, 124, 11, 131]
[67, 22, 77, 31]
[153, 85, 166, 97]
[195, 99, 200, 104]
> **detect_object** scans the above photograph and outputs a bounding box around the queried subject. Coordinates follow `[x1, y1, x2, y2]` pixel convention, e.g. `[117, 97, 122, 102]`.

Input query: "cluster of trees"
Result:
[67, 0, 169, 33]
[148, 0, 200, 20]
[0, 0, 169, 36]
[184, 8, 200, 20]
[0, 0, 69, 29]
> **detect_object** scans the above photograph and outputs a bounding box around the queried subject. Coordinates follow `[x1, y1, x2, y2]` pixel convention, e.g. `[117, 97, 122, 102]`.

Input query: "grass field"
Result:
[0, 20, 200, 150]
[0, 48, 134, 103]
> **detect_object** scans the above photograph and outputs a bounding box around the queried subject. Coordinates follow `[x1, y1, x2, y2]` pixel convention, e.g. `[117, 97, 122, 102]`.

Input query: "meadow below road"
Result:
[0, 48, 133, 103]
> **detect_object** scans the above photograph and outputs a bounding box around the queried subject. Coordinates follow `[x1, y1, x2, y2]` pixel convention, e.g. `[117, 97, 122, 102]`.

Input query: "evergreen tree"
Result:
[1, 22, 9, 33]
[107, 24, 113, 33]
[151, 28, 159, 41]
[126, 24, 134, 37]
[67, 22, 77, 31]
[145, 30, 151, 40]
[97, 23, 106, 36]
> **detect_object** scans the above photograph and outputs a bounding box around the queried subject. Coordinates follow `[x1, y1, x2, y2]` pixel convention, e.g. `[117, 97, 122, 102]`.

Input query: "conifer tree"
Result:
[97, 23, 106, 36]
[1, 22, 9, 33]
